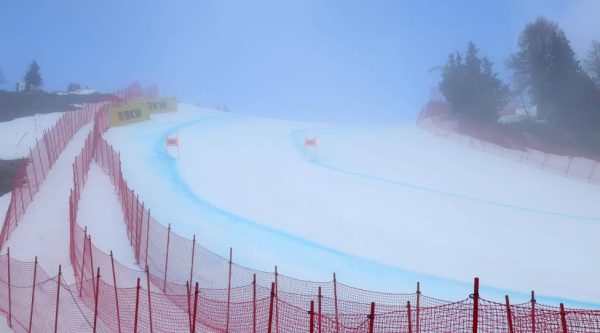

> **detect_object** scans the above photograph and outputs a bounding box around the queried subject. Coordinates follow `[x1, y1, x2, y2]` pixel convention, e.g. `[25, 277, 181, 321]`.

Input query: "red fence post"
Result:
[35, 138, 45, 177]
[531, 291, 536, 333]
[505, 295, 514, 333]
[89, 235, 95, 296]
[407, 301, 412, 333]
[309, 300, 314, 333]
[6, 248, 12, 328]
[268, 282, 275, 333]
[28, 256, 38, 333]
[18, 167, 26, 216]
[146, 267, 154, 333]
[110, 251, 122, 333]
[186, 282, 192, 333]
[368, 302, 375, 333]
[472, 277, 479, 333]
[253, 274, 257, 333]
[416, 282, 420, 333]
[134, 278, 141, 333]
[135, 202, 144, 264]
[560, 303, 568, 333]
[192, 282, 199, 333]
[54, 265, 62, 333]
[145, 209, 151, 269]
[226, 247, 232, 333]
[93, 267, 100, 333]
[318, 287, 322, 333]
[24, 164, 33, 202]
[163, 223, 171, 293]
[275, 265, 279, 333]
[189, 234, 196, 289]
[565, 157, 573, 177]
[588, 161, 598, 183]
[79, 226, 87, 297]
[29, 148, 39, 192]
[333, 273, 340, 333]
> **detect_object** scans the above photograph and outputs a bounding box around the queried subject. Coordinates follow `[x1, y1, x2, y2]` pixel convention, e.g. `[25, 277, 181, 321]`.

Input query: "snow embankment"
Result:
[0, 113, 63, 159]
[4, 124, 92, 282]
[77, 163, 136, 269]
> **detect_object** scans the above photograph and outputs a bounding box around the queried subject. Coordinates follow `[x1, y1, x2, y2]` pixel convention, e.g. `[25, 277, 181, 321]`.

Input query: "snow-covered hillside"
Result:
[0, 112, 62, 159]
[102, 104, 600, 307]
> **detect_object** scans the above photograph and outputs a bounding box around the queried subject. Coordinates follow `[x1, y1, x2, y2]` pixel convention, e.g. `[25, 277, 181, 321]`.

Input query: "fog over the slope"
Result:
[0, 0, 599, 123]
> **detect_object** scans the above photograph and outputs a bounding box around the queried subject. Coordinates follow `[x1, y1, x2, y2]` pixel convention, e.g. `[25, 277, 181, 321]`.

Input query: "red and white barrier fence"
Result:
[1, 86, 599, 331]
[417, 101, 600, 185]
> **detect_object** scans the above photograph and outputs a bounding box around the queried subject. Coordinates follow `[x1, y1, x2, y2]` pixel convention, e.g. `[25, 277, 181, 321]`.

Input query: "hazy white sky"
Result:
[0, 0, 598, 123]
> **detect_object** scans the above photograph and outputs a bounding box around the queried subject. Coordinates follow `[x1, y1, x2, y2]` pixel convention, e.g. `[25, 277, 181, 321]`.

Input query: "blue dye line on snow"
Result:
[290, 127, 600, 222]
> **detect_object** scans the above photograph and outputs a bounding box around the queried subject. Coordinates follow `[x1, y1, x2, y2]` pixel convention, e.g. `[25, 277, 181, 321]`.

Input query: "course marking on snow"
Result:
[290, 126, 600, 222]
[123, 110, 600, 309]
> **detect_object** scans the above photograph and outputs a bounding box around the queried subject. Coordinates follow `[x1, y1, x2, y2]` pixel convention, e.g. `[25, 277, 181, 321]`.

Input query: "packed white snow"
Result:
[0, 112, 63, 159]
[4, 124, 92, 283]
[77, 163, 137, 269]
[100, 104, 600, 307]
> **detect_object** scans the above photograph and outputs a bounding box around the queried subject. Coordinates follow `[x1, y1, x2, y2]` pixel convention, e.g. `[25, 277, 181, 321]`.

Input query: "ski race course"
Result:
[103, 104, 600, 307]
[1, 85, 600, 331]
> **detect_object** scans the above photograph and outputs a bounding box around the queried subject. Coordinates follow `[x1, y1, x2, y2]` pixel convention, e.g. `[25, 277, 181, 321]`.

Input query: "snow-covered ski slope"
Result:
[104, 104, 600, 307]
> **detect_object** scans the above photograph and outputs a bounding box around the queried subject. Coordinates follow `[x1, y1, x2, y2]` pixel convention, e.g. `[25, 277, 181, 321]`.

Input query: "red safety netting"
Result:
[416, 101, 600, 185]
[1, 84, 600, 331]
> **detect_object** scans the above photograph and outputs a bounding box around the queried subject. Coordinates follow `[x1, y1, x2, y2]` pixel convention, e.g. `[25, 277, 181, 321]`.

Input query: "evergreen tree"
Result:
[584, 40, 600, 87]
[439, 42, 509, 122]
[24, 61, 42, 91]
[507, 17, 600, 128]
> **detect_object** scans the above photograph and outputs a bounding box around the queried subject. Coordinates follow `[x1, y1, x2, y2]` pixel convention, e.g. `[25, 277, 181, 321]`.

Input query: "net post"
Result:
[24, 161, 32, 201]
[226, 247, 232, 333]
[54, 265, 62, 333]
[505, 295, 514, 333]
[163, 223, 171, 293]
[18, 166, 26, 216]
[407, 301, 412, 333]
[134, 278, 140, 333]
[88, 235, 95, 296]
[145, 209, 151, 269]
[78, 226, 87, 296]
[268, 282, 275, 333]
[110, 251, 122, 333]
[186, 281, 192, 333]
[146, 266, 154, 333]
[192, 282, 199, 333]
[368, 302, 375, 333]
[531, 290, 536, 333]
[6, 247, 11, 328]
[318, 286, 322, 333]
[135, 201, 144, 264]
[587, 161, 598, 183]
[309, 300, 314, 333]
[189, 234, 196, 290]
[275, 265, 279, 333]
[35, 138, 45, 177]
[29, 148, 39, 192]
[472, 277, 479, 333]
[565, 157, 573, 177]
[333, 273, 340, 333]
[416, 282, 420, 333]
[559, 303, 568, 333]
[93, 267, 100, 333]
[253, 274, 257, 333]
[28, 256, 38, 333]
